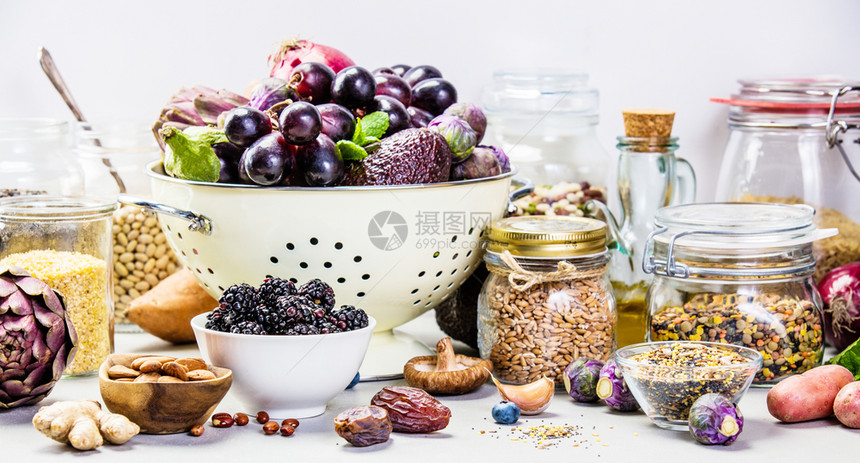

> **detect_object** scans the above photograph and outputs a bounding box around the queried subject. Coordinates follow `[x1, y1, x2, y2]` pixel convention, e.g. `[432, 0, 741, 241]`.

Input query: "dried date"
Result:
[334, 405, 392, 447]
[370, 386, 451, 433]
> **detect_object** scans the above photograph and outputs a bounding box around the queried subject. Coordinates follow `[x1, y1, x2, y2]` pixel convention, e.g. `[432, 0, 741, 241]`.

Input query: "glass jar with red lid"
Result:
[712, 78, 860, 282]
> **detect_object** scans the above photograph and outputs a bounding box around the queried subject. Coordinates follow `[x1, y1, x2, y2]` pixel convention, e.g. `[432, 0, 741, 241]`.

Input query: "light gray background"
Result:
[3, 0, 859, 202]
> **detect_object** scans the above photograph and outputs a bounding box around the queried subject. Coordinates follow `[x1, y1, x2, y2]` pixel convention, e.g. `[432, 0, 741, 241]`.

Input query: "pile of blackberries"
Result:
[205, 277, 369, 335]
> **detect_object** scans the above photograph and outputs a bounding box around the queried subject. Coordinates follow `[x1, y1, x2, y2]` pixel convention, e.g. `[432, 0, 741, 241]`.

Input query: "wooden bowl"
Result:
[98, 353, 232, 434]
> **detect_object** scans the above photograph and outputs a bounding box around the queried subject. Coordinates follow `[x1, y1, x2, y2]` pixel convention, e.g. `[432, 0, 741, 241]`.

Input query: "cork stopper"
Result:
[622, 109, 675, 137]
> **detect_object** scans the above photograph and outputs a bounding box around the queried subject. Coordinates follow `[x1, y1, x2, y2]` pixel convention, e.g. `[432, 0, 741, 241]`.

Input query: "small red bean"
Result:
[280, 425, 295, 436]
[211, 413, 234, 428]
[256, 411, 270, 424]
[234, 412, 249, 426]
[190, 424, 204, 436]
[281, 418, 300, 429]
[262, 421, 280, 435]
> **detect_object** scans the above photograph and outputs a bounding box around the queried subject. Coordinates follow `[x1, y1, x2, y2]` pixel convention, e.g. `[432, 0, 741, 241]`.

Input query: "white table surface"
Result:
[3, 311, 858, 462]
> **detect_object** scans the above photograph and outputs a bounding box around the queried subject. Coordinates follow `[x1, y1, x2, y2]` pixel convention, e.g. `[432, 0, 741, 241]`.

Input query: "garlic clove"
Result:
[488, 371, 554, 415]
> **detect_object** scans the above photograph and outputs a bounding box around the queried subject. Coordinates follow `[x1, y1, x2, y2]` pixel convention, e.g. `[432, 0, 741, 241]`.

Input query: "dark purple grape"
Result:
[217, 156, 239, 184]
[317, 103, 356, 142]
[278, 101, 322, 146]
[375, 74, 412, 107]
[296, 134, 343, 186]
[290, 62, 335, 104]
[391, 64, 411, 77]
[372, 67, 396, 75]
[369, 95, 410, 137]
[403, 65, 442, 87]
[236, 151, 254, 184]
[407, 106, 435, 128]
[213, 141, 243, 183]
[223, 106, 273, 147]
[241, 132, 294, 186]
[411, 78, 458, 116]
[331, 66, 377, 110]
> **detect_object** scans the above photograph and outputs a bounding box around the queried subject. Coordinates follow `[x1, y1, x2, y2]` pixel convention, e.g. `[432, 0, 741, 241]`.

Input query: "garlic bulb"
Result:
[488, 371, 554, 415]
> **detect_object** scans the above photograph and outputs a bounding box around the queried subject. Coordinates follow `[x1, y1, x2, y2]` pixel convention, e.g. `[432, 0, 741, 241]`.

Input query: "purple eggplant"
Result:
[562, 358, 604, 402]
[596, 359, 639, 411]
[688, 393, 744, 445]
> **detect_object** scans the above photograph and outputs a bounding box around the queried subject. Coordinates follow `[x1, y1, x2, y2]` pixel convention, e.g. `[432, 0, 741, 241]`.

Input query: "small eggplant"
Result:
[688, 393, 744, 445]
[562, 358, 603, 403]
[595, 359, 639, 411]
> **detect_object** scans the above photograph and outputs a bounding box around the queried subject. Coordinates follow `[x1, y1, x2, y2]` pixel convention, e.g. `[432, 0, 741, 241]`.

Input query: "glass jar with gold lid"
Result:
[477, 216, 616, 386]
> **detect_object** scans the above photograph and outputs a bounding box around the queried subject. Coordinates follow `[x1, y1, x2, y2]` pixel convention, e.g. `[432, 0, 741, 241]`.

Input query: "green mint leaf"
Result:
[336, 140, 369, 161]
[350, 118, 365, 146]
[364, 136, 379, 144]
[360, 111, 389, 141]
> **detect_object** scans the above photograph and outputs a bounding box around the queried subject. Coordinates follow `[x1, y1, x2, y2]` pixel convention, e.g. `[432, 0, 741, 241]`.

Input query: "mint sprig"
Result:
[337, 111, 390, 161]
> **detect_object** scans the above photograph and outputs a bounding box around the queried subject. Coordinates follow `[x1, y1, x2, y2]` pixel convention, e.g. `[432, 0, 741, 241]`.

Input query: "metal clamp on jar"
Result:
[713, 78, 860, 282]
[477, 216, 616, 386]
[642, 202, 837, 385]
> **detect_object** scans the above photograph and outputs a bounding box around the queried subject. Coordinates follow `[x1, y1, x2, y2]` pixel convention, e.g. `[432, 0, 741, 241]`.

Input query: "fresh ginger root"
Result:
[33, 400, 140, 451]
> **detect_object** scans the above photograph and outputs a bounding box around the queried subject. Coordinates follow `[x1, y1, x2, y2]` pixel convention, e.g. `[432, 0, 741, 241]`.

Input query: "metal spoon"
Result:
[38, 46, 127, 193]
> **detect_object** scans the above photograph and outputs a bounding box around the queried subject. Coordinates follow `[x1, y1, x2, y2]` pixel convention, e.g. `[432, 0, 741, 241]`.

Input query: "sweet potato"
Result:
[834, 381, 860, 428]
[766, 364, 855, 423]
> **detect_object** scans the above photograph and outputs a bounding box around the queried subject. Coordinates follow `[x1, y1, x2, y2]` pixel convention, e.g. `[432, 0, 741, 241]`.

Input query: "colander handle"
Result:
[507, 177, 535, 215]
[117, 194, 213, 236]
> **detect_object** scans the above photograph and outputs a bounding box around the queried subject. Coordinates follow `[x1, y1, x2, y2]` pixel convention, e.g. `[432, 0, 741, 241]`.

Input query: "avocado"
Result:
[339, 128, 452, 186]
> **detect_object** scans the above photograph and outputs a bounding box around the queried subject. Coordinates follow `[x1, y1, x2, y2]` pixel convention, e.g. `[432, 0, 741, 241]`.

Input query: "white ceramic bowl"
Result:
[190, 312, 376, 418]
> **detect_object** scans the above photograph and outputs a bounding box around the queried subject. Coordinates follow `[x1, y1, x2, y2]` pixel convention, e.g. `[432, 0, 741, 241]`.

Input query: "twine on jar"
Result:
[488, 250, 605, 292]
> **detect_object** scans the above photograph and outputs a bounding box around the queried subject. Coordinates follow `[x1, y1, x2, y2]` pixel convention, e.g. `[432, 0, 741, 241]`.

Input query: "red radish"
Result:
[268, 38, 354, 80]
[818, 262, 860, 351]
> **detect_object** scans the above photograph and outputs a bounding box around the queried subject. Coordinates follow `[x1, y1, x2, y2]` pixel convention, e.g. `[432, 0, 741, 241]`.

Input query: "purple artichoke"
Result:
[562, 357, 604, 402]
[450, 146, 502, 180]
[427, 114, 478, 164]
[688, 393, 744, 445]
[443, 102, 487, 144]
[0, 265, 77, 408]
[596, 359, 639, 411]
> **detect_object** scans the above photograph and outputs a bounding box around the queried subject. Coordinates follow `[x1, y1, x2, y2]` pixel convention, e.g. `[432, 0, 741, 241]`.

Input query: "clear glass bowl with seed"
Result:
[615, 341, 762, 431]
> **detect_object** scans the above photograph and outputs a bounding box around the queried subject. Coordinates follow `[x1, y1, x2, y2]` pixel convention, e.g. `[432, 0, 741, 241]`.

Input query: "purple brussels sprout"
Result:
[248, 78, 300, 111]
[450, 146, 502, 180]
[562, 358, 604, 402]
[688, 393, 744, 445]
[443, 102, 487, 144]
[596, 359, 639, 411]
[427, 114, 477, 164]
[479, 145, 510, 173]
[0, 265, 77, 408]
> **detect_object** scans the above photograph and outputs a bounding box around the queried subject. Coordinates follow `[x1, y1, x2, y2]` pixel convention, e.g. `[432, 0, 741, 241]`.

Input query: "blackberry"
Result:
[329, 305, 369, 331]
[219, 283, 262, 315]
[315, 320, 343, 334]
[259, 276, 297, 306]
[298, 279, 336, 310]
[285, 323, 320, 335]
[274, 294, 318, 325]
[205, 307, 229, 332]
[231, 320, 266, 335]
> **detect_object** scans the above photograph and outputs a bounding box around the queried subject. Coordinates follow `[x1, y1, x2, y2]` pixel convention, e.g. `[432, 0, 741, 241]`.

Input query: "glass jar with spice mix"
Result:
[642, 202, 836, 385]
[712, 78, 860, 282]
[0, 196, 117, 375]
[477, 216, 616, 386]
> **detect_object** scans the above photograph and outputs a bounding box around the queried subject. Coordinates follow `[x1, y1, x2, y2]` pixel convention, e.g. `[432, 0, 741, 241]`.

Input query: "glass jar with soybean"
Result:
[0, 196, 117, 375]
[643, 202, 835, 385]
[477, 216, 616, 386]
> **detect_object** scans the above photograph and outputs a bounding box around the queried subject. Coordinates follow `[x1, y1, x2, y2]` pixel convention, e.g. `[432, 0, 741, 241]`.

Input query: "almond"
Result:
[157, 375, 185, 383]
[108, 364, 140, 379]
[138, 359, 163, 373]
[161, 361, 189, 381]
[175, 357, 207, 372]
[133, 372, 161, 383]
[186, 369, 216, 381]
[131, 356, 175, 370]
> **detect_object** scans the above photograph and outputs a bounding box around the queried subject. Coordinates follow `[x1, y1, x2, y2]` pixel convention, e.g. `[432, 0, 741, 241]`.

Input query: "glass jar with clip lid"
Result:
[642, 202, 837, 385]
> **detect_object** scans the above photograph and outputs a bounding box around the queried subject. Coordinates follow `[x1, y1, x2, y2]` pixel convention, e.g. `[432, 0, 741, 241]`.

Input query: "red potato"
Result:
[766, 364, 855, 423]
[834, 381, 860, 428]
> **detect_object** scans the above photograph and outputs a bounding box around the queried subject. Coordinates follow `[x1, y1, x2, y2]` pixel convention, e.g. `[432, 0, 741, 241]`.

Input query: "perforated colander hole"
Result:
[451, 235, 458, 243]
[447, 282, 453, 288]
[192, 248, 199, 255]
[207, 268, 214, 274]
[464, 265, 470, 272]
[165, 224, 172, 231]
[413, 300, 421, 305]
[181, 250, 187, 257]
[195, 268, 202, 274]
[218, 285, 225, 291]
[324, 262, 332, 268]
[362, 274, 370, 280]
[299, 262, 308, 269]
[354, 256, 362, 263]
[411, 288, 419, 294]
[466, 250, 472, 257]
[270, 257, 279, 263]
[435, 271, 443, 277]
[418, 271, 426, 277]
[451, 253, 458, 260]
[433, 285, 440, 291]
[286, 243, 295, 250]
[450, 269, 457, 275]
[468, 227, 474, 235]
[424, 301, 432, 307]
[337, 277, 346, 283]
[356, 292, 365, 297]
[335, 242, 343, 250]
[433, 251, 440, 258]
[310, 237, 318, 245]
[289, 278, 298, 284]
[203, 282, 210, 288]
[177, 232, 183, 240]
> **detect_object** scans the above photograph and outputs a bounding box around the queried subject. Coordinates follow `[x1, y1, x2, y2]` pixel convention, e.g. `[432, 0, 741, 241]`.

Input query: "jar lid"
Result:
[0, 195, 117, 221]
[482, 69, 599, 124]
[652, 202, 837, 249]
[485, 216, 606, 257]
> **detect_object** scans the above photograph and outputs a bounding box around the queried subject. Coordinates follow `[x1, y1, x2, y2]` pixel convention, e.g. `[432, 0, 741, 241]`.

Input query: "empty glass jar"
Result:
[0, 118, 83, 197]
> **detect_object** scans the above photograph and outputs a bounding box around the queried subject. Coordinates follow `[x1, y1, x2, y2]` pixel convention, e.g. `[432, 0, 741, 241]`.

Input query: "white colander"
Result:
[121, 161, 520, 332]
